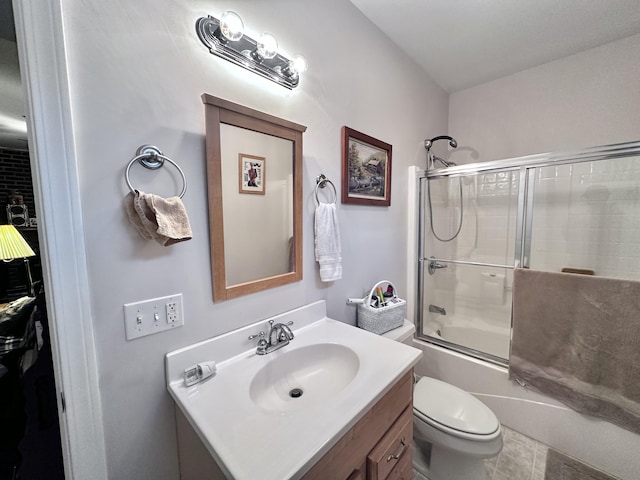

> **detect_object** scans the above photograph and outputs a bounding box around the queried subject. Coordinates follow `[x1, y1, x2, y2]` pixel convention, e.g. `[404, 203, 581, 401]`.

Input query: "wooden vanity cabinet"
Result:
[366, 404, 413, 480]
[175, 369, 414, 480]
[302, 370, 414, 480]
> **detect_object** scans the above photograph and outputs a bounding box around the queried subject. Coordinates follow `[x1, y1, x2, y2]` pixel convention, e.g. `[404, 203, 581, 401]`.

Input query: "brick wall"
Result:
[0, 147, 40, 301]
[0, 147, 36, 224]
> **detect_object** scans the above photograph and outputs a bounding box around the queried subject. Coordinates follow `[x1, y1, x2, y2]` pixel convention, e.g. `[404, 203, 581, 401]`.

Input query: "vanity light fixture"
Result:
[195, 11, 307, 89]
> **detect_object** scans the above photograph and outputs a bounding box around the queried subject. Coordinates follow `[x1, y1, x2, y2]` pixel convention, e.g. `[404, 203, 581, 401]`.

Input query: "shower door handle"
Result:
[428, 257, 448, 275]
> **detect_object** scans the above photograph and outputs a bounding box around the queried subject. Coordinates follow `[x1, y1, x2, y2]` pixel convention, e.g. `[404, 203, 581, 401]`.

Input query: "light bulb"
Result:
[284, 54, 307, 78]
[290, 55, 307, 75]
[256, 33, 278, 60]
[219, 11, 244, 42]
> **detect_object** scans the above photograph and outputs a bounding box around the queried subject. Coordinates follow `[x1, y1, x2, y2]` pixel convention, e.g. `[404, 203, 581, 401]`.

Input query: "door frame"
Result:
[12, 0, 108, 478]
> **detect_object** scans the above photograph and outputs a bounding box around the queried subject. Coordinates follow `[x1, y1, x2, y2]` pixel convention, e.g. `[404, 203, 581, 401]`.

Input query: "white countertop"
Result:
[165, 300, 422, 480]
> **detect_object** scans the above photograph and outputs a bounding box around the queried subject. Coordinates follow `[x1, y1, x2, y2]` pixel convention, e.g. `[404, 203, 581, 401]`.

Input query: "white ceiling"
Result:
[0, 1, 27, 150]
[350, 0, 640, 93]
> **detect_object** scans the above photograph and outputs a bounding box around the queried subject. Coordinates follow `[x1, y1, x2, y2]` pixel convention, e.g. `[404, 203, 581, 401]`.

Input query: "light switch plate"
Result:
[124, 293, 184, 340]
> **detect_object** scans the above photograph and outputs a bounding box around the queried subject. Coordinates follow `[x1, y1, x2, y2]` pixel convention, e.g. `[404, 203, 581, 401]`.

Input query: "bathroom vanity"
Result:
[301, 370, 414, 480]
[165, 301, 421, 479]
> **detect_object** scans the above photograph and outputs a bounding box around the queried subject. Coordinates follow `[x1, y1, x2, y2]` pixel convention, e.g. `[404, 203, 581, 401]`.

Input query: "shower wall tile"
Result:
[529, 156, 640, 280]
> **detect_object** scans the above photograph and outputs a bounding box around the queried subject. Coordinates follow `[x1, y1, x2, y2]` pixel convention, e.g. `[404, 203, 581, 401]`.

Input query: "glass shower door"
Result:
[419, 170, 519, 364]
[527, 156, 640, 281]
[417, 143, 640, 366]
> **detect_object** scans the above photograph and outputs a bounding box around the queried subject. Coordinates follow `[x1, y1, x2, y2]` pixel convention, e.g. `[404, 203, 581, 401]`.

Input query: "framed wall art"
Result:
[239, 154, 266, 195]
[341, 126, 392, 206]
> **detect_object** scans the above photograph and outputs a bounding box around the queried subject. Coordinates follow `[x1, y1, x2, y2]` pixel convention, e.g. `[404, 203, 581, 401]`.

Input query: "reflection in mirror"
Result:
[202, 94, 306, 302]
[220, 124, 294, 285]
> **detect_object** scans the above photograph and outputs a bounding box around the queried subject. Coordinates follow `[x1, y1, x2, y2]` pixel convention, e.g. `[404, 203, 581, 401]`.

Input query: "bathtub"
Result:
[429, 316, 510, 360]
[411, 337, 640, 480]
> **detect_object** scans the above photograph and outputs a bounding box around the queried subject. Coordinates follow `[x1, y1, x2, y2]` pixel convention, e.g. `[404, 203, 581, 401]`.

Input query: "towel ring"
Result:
[125, 145, 187, 198]
[315, 174, 337, 205]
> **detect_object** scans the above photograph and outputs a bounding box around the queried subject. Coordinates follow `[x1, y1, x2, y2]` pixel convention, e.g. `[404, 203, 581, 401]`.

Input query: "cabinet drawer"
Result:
[385, 444, 412, 480]
[366, 405, 413, 480]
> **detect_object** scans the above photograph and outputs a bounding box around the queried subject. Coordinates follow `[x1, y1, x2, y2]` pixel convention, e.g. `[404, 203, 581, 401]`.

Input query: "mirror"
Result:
[202, 94, 306, 302]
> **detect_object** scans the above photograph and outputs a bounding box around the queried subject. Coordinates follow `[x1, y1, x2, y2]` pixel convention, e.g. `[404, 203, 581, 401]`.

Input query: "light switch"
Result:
[123, 293, 184, 340]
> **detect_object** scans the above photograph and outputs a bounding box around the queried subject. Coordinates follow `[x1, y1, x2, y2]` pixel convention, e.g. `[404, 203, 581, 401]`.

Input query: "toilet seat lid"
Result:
[414, 377, 499, 437]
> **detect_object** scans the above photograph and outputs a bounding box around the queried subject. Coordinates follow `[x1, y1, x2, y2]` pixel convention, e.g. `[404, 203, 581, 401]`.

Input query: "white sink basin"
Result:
[165, 301, 421, 480]
[249, 343, 360, 413]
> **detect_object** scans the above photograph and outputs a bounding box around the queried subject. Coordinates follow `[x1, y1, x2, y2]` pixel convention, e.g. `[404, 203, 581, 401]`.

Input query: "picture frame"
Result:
[341, 126, 392, 206]
[239, 154, 266, 195]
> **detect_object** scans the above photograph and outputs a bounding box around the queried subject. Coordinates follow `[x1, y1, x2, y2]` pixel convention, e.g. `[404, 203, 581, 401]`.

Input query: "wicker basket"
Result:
[357, 280, 406, 335]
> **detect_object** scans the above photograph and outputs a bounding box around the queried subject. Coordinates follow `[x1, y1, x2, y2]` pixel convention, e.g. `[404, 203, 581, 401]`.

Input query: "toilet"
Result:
[382, 320, 503, 480]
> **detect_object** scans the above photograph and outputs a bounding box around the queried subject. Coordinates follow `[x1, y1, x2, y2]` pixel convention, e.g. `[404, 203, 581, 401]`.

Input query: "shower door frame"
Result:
[416, 140, 640, 366]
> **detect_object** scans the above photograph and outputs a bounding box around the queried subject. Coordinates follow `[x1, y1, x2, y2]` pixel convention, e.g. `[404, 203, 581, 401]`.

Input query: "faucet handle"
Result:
[248, 330, 268, 354]
[248, 331, 266, 341]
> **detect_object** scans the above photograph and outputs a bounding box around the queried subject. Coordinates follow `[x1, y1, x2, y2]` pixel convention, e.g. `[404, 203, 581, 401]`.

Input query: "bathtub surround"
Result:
[511, 268, 640, 435]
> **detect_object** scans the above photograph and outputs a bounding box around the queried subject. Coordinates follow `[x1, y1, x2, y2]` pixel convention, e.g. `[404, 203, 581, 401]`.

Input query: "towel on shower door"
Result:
[314, 203, 342, 282]
[509, 268, 640, 435]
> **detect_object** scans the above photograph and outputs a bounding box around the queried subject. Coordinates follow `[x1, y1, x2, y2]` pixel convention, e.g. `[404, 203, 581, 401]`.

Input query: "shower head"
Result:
[425, 135, 458, 151]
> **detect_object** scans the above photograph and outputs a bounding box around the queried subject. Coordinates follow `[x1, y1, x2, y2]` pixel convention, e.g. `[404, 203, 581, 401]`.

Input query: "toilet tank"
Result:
[381, 319, 415, 344]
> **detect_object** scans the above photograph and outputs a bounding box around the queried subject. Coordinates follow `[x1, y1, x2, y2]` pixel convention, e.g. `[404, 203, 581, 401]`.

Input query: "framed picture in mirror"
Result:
[239, 154, 266, 195]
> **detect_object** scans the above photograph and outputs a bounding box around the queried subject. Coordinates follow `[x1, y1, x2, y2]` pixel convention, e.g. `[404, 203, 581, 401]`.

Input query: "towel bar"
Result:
[125, 145, 187, 198]
[315, 174, 337, 205]
[422, 257, 514, 270]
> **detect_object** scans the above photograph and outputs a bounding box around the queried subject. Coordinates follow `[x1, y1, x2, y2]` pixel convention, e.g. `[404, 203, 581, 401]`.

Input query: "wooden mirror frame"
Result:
[202, 94, 306, 302]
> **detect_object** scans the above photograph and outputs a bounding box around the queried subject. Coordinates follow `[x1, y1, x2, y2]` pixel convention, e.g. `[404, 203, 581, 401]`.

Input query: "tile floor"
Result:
[412, 425, 549, 480]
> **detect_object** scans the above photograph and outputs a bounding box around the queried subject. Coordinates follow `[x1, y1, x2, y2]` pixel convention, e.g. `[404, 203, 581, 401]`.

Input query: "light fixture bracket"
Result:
[196, 15, 301, 89]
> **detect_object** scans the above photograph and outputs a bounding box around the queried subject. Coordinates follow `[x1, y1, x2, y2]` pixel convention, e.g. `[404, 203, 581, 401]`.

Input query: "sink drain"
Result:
[289, 388, 303, 398]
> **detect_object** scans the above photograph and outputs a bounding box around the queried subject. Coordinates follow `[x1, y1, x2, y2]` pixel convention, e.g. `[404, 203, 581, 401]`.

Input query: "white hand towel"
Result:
[314, 203, 342, 282]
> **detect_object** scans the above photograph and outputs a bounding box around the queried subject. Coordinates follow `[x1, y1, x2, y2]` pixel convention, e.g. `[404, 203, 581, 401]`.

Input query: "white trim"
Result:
[12, 1, 108, 479]
[406, 165, 420, 323]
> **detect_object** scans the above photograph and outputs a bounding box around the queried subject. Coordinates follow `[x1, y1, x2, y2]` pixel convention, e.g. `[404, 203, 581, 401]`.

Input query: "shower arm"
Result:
[425, 135, 458, 170]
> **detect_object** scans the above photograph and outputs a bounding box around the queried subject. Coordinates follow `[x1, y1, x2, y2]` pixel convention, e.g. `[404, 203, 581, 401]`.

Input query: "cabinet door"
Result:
[302, 371, 413, 480]
[347, 460, 367, 480]
[366, 405, 413, 480]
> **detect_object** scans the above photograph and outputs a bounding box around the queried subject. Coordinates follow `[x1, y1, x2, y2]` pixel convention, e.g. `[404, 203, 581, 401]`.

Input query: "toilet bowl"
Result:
[382, 321, 503, 480]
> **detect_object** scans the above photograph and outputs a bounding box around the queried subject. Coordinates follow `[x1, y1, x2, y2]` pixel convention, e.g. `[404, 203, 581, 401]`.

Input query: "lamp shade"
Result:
[0, 224, 36, 260]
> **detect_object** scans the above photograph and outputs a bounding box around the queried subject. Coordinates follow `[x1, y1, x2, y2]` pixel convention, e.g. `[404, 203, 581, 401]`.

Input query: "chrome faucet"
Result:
[428, 304, 447, 316]
[248, 320, 294, 355]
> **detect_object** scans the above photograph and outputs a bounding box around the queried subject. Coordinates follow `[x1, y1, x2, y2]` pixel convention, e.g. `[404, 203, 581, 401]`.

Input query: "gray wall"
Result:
[58, 0, 448, 478]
